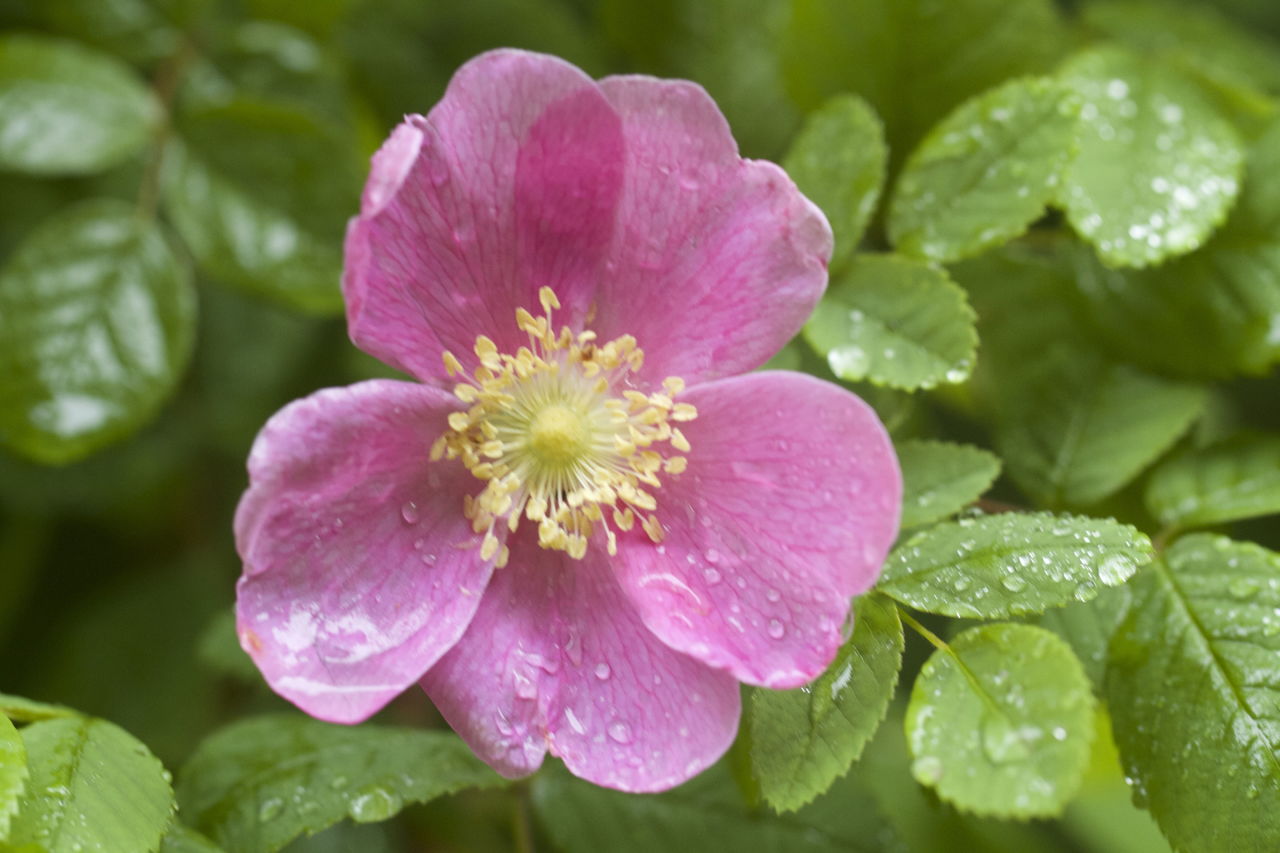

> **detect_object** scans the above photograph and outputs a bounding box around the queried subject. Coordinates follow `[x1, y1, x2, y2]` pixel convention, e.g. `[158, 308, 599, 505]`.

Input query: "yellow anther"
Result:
[641, 514, 664, 543]
[672, 403, 697, 421]
[671, 428, 690, 453]
[539, 286, 560, 312]
[443, 351, 464, 376]
[480, 532, 500, 561]
[447, 411, 471, 432]
[663, 377, 685, 395]
[664, 456, 687, 474]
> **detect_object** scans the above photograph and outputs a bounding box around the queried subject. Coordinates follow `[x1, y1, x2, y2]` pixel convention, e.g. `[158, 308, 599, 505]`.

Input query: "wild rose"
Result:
[234, 49, 901, 792]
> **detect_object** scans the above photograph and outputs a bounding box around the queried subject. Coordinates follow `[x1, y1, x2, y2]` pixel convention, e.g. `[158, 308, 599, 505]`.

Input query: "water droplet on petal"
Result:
[400, 501, 420, 524]
[607, 721, 632, 744]
[703, 567, 721, 585]
[768, 619, 786, 639]
[594, 663, 611, 680]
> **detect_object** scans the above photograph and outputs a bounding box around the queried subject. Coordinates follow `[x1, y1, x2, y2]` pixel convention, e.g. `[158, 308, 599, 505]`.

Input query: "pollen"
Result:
[432, 287, 695, 563]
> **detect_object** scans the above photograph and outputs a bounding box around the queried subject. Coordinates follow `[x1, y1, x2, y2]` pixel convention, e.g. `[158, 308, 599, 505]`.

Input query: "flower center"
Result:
[431, 287, 695, 566]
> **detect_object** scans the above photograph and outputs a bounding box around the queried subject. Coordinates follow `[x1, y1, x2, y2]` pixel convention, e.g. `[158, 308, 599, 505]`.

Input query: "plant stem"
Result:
[137, 37, 196, 220]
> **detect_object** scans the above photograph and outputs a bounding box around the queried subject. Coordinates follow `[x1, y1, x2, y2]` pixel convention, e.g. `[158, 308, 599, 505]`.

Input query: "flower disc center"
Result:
[528, 404, 590, 466]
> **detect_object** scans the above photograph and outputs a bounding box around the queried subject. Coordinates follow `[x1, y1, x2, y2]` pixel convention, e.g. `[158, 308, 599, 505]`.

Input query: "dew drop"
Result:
[1228, 577, 1261, 599]
[704, 548, 720, 564]
[1001, 574, 1027, 593]
[349, 787, 403, 823]
[608, 721, 633, 744]
[768, 619, 786, 639]
[912, 755, 944, 784]
[400, 501, 420, 524]
[1097, 554, 1136, 586]
[594, 663, 611, 680]
[258, 797, 284, 821]
[981, 715, 1035, 764]
[703, 567, 722, 585]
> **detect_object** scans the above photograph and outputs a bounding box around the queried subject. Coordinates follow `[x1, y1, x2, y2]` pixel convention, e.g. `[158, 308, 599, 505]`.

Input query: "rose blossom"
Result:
[234, 49, 901, 792]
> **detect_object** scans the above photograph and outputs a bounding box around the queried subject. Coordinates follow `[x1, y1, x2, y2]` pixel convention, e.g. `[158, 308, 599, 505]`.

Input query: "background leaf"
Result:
[0, 199, 196, 464]
[782, 94, 886, 271]
[7, 716, 174, 853]
[0, 34, 157, 174]
[880, 513, 1153, 618]
[897, 440, 1002, 529]
[995, 357, 1206, 508]
[905, 623, 1095, 818]
[1145, 433, 1280, 528]
[533, 760, 903, 853]
[747, 594, 904, 812]
[176, 715, 506, 852]
[803, 254, 977, 390]
[163, 98, 361, 314]
[1107, 535, 1280, 852]
[781, 0, 1065, 159]
[1057, 46, 1245, 268]
[889, 77, 1080, 263]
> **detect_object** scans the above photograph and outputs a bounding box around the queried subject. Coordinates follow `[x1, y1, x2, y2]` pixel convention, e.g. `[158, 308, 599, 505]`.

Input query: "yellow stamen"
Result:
[433, 288, 694, 561]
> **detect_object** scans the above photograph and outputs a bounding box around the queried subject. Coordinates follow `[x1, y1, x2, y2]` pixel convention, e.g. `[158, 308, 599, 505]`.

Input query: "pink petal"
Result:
[343, 49, 625, 383]
[235, 380, 495, 723]
[614, 372, 901, 688]
[590, 76, 833, 386]
[421, 528, 740, 791]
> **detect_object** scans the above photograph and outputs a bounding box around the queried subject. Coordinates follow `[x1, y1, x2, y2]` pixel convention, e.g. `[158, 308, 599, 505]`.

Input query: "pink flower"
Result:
[234, 49, 901, 792]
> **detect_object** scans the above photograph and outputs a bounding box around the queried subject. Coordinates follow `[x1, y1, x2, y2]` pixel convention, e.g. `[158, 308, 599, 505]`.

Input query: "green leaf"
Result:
[897, 440, 1002, 529]
[783, 95, 886, 271]
[1068, 118, 1280, 379]
[532, 760, 901, 853]
[0, 715, 26, 839]
[0, 34, 157, 175]
[996, 357, 1207, 508]
[1038, 584, 1132, 689]
[1107, 535, 1280, 851]
[163, 99, 361, 314]
[1145, 434, 1280, 528]
[8, 716, 174, 853]
[803, 254, 976, 390]
[781, 0, 1065, 159]
[158, 823, 225, 853]
[905, 623, 1094, 818]
[889, 77, 1080, 263]
[39, 0, 183, 65]
[176, 715, 505, 852]
[880, 512, 1153, 618]
[1084, 0, 1280, 100]
[1057, 46, 1245, 268]
[0, 200, 196, 465]
[0, 693, 75, 724]
[747, 594, 904, 812]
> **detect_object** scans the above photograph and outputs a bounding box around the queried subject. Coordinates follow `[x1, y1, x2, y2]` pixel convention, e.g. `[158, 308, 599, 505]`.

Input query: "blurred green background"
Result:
[2, 0, 1279, 850]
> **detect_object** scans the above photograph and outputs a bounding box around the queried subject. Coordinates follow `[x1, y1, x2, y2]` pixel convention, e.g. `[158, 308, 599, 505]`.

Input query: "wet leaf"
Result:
[1057, 46, 1245, 268]
[747, 594, 903, 812]
[533, 760, 902, 853]
[0, 200, 196, 464]
[1107, 535, 1280, 852]
[1145, 434, 1280, 529]
[158, 823, 225, 853]
[905, 623, 1094, 818]
[890, 77, 1080, 263]
[7, 716, 174, 853]
[1084, 0, 1280, 100]
[0, 715, 26, 838]
[177, 715, 504, 852]
[879, 512, 1153, 619]
[803, 254, 976, 390]
[897, 440, 1002, 529]
[783, 94, 886, 271]
[0, 34, 157, 174]
[1068, 118, 1280, 379]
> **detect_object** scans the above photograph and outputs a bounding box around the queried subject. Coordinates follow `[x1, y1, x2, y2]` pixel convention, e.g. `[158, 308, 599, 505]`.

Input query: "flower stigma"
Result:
[431, 287, 696, 567]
